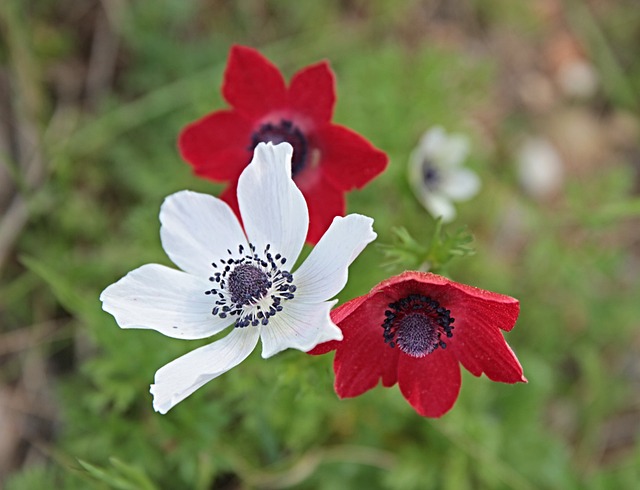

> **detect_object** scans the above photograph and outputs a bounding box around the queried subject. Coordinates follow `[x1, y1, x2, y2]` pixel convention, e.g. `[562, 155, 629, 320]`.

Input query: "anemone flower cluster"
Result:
[100, 142, 376, 414]
[101, 45, 526, 418]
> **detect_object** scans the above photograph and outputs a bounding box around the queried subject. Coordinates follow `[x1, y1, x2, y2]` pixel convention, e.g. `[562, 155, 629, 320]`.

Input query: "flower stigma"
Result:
[228, 264, 270, 306]
[205, 243, 296, 328]
[250, 120, 309, 177]
[382, 294, 455, 357]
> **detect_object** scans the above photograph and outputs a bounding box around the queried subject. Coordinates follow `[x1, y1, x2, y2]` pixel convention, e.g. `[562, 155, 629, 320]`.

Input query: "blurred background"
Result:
[1, 0, 639, 488]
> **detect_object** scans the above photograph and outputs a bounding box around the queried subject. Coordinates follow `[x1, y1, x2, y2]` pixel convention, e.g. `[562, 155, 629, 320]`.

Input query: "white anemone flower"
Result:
[100, 142, 376, 414]
[408, 127, 481, 222]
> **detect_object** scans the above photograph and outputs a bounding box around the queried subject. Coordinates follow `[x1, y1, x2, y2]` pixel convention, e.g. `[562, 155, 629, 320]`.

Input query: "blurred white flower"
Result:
[100, 142, 376, 414]
[516, 137, 564, 200]
[557, 59, 598, 99]
[408, 127, 481, 222]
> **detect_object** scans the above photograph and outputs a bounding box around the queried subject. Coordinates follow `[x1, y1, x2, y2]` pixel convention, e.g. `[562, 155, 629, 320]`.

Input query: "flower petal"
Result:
[160, 190, 248, 277]
[219, 181, 241, 221]
[448, 294, 525, 383]
[397, 348, 461, 417]
[331, 292, 400, 397]
[440, 168, 481, 201]
[237, 142, 308, 263]
[418, 192, 457, 223]
[316, 124, 388, 191]
[436, 133, 469, 167]
[417, 126, 446, 157]
[297, 174, 345, 245]
[288, 61, 336, 126]
[178, 110, 253, 180]
[222, 45, 287, 119]
[372, 271, 520, 333]
[372, 271, 525, 384]
[100, 264, 232, 339]
[294, 214, 376, 303]
[307, 292, 371, 356]
[259, 299, 341, 358]
[150, 327, 260, 414]
[451, 328, 526, 384]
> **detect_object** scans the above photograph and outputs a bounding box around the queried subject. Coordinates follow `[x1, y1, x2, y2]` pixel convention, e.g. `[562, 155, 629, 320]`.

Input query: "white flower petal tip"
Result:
[252, 141, 295, 177]
[314, 319, 343, 345]
[100, 264, 232, 339]
[150, 327, 260, 414]
[409, 127, 480, 222]
[237, 141, 308, 265]
[259, 299, 340, 359]
[293, 214, 376, 303]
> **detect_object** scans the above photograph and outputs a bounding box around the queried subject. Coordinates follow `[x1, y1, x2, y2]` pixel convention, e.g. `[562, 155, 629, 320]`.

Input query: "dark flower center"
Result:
[250, 119, 308, 178]
[382, 294, 455, 357]
[422, 160, 440, 190]
[205, 242, 296, 328]
[227, 263, 270, 306]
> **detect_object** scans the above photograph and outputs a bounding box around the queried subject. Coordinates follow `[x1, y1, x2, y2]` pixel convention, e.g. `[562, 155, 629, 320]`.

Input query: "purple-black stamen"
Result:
[250, 119, 308, 177]
[422, 160, 440, 190]
[382, 294, 455, 358]
[205, 242, 296, 329]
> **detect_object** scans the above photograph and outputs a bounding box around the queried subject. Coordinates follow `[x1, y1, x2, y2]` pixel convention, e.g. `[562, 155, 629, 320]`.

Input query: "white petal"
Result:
[293, 214, 376, 303]
[437, 134, 470, 167]
[100, 264, 232, 339]
[439, 168, 481, 201]
[408, 146, 428, 190]
[420, 192, 457, 223]
[517, 137, 564, 199]
[417, 126, 446, 157]
[259, 300, 341, 358]
[237, 142, 308, 264]
[160, 191, 248, 277]
[150, 327, 259, 414]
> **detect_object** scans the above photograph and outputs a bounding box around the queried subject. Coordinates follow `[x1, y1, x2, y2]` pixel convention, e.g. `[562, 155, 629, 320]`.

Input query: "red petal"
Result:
[288, 61, 336, 126]
[308, 294, 371, 355]
[431, 277, 524, 383]
[373, 272, 520, 332]
[315, 124, 388, 191]
[307, 339, 340, 356]
[178, 110, 253, 180]
[449, 312, 526, 383]
[397, 349, 461, 418]
[222, 45, 287, 119]
[332, 292, 400, 397]
[296, 174, 345, 245]
[218, 181, 242, 227]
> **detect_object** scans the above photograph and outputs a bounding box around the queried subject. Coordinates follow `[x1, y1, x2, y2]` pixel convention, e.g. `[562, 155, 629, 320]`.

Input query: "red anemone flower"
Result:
[310, 271, 526, 417]
[179, 45, 388, 244]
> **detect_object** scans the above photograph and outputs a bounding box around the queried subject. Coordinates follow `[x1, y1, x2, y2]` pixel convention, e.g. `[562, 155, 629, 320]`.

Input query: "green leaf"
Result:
[77, 458, 157, 490]
[378, 220, 475, 275]
[20, 254, 102, 324]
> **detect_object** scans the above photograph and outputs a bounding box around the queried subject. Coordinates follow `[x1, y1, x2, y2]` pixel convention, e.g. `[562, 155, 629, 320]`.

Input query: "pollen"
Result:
[228, 264, 270, 306]
[205, 242, 296, 328]
[382, 294, 454, 357]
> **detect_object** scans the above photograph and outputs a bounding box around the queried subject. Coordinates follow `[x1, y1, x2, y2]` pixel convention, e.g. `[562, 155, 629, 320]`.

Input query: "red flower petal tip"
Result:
[312, 271, 525, 417]
[178, 45, 388, 244]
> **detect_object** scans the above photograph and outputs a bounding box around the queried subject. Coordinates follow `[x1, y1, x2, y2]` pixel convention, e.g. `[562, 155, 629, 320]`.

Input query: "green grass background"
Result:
[1, 0, 640, 488]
